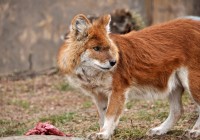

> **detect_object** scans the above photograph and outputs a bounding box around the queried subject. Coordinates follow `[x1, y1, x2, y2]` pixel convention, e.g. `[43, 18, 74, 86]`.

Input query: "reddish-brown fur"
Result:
[110, 19, 200, 100]
[57, 15, 200, 139]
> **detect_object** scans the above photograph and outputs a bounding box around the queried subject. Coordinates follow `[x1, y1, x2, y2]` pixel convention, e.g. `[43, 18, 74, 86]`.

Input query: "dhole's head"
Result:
[57, 14, 119, 73]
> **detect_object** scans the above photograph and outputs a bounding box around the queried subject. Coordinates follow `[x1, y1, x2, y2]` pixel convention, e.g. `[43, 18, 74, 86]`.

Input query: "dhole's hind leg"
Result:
[186, 105, 200, 138]
[147, 86, 184, 136]
[186, 71, 200, 138]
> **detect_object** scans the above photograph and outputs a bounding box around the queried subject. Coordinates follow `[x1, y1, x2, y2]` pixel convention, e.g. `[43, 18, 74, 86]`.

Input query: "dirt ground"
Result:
[0, 73, 199, 139]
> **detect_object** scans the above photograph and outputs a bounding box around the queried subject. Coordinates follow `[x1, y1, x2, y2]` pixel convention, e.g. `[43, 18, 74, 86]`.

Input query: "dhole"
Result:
[57, 14, 200, 139]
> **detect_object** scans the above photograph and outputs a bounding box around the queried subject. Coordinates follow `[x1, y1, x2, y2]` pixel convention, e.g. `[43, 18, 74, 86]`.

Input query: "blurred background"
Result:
[0, 0, 200, 76]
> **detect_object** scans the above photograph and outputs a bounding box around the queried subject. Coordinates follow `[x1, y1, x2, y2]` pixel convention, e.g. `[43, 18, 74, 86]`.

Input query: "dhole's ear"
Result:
[70, 14, 91, 40]
[99, 14, 111, 33]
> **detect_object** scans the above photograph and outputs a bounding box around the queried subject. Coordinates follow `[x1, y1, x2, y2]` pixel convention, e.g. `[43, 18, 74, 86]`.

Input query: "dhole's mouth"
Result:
[95, 64, 111, 71]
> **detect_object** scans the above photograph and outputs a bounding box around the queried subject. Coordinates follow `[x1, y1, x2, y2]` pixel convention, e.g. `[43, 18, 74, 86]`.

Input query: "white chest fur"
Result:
[67, 65, 113, 98]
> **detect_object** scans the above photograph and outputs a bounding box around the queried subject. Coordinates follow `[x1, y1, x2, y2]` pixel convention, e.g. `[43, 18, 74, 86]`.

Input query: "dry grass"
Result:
[0, 74, 198, 139]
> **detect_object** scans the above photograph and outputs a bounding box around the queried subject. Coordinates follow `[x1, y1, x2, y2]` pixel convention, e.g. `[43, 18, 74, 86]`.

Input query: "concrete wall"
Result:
[152, 0, 199, 24]
[0, 0, 200, 76]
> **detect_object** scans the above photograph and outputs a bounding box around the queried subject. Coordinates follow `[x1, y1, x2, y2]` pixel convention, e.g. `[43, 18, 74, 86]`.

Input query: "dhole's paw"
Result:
[185, 129, 200, 138]
[87, 132, 111, 140]
[146, 127, 168, 136]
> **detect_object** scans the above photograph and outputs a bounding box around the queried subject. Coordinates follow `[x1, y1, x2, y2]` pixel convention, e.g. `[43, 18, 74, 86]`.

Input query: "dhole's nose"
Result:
[109, 60, 116, 67]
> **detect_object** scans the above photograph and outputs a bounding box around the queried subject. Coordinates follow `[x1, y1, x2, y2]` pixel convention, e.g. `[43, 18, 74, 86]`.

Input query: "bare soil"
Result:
[0, 74, 199, 139]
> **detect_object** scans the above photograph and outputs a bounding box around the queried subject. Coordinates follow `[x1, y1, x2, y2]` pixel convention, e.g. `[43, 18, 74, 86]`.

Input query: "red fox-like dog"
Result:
[57, 14, 200, 139]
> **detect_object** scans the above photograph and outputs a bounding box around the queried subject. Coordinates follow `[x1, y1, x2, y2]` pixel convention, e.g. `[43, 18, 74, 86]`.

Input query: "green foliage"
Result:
[131, 11, 146, 30]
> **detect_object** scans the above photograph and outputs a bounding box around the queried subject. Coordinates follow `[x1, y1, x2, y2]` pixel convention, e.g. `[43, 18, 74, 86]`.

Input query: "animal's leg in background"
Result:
[147, 86, 184, 136]
[93, 93, 108, 129]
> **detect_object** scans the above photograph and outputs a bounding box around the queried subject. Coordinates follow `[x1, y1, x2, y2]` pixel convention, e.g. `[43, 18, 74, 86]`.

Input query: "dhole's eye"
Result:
[93, 46, 101, 51]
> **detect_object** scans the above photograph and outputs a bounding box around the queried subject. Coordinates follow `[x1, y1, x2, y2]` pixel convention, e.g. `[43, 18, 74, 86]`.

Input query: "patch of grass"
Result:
[88, 123, 99, 131]
[182, 93, 191, 104]
[120, 115, 129, 122]
[0, 119, 27, 137]
[154, 100, 168, 108]
[137, 110, 152, 121]
[56, 82, 73, 92]
[83, 101, 93, 108]
[40, 112, 76, 126]
[126, 102, 134, 109]
[156, 111, 168, 121]
[8, 99, 30, 109]
[167, 130, 184, 136]
[114, 127, 145, 139]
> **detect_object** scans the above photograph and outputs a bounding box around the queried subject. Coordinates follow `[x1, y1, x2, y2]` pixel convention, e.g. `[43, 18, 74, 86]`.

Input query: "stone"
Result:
[0, 135, 83, 140]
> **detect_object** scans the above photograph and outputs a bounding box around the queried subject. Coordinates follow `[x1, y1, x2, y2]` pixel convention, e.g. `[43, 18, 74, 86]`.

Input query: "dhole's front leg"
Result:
[93, 94, 108, 129]
[89, 88, 126, 140]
